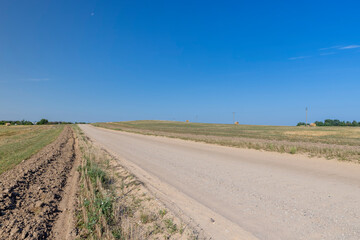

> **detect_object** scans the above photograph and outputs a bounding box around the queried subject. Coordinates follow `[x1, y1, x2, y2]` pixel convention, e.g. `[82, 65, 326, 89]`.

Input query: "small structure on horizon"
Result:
[186, 120, 189, 123]
[5, 123, 10, 126]
[310, 123, 316, 127]
[234, 121, 239, 125]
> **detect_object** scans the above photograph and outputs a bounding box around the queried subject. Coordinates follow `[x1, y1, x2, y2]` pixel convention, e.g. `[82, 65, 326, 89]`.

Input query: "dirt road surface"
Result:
[80, 124, 360, 240]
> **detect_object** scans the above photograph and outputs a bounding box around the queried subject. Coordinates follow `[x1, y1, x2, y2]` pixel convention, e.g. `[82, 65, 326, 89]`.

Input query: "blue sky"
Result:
[1, 1, 360, 125]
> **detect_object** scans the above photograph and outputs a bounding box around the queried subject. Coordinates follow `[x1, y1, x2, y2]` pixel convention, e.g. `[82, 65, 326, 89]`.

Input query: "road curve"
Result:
[80, 125, 360, 240]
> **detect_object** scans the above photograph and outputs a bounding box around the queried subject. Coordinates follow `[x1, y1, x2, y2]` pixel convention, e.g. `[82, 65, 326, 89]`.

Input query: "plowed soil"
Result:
[0, 126, 78, 239]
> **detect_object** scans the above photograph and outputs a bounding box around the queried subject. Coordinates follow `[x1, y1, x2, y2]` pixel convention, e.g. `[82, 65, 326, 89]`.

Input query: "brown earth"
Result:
[0, 126, 79, 240]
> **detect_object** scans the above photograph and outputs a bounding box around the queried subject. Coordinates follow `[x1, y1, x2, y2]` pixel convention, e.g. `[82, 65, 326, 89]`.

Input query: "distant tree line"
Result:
[0, 120, 33, 125]
[297, 119, 360, 127]
[36, 118, 75, 125]
[1, 118, 87, 125]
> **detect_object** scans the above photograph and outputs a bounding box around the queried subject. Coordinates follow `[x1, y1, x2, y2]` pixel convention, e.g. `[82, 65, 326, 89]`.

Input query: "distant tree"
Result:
[324, 119, 333, 126]
[352, 120, 359, 127]
[315, 121, 324, 126]
[19, 119, 33, 125]
[333, 119, 341, 126]
[37, 119, 49, 125]
[297, 122, 306, 126]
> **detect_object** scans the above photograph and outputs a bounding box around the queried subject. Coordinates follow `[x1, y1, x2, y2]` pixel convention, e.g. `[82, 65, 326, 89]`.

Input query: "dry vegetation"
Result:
[93, 121, 360, 162]
[74, 125, 200, 239]
[0, 125, 64, 174]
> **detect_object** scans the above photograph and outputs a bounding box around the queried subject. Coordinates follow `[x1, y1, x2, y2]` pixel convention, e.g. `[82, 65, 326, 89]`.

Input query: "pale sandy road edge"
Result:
[79, 124, 258, 240]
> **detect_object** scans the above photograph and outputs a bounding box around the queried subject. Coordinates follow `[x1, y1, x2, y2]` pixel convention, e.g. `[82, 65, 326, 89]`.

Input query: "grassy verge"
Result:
[92, 121, 360, 162]
[73, 125, 199, 239]
[0, 125, 64, 174]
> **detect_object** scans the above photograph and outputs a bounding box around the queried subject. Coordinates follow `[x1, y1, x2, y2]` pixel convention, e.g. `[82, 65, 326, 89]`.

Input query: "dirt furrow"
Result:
[0, 126, 77, 239]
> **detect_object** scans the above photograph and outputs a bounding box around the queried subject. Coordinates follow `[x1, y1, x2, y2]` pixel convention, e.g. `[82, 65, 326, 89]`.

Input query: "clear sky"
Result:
[1, 1, 360, 125]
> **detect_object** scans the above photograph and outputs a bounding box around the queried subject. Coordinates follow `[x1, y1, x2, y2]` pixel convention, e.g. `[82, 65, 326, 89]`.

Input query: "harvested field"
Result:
[93, 121, 360, 162]
[284, 130, 333, 137]
[0, 126, 78, 239]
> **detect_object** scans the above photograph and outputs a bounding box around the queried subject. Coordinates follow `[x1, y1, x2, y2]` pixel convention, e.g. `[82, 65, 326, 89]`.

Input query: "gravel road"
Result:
[80, 125, 360, 240]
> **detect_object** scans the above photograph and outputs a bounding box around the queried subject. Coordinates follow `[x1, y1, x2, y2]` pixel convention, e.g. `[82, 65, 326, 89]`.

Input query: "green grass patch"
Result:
[290, 147, 297, 154]
[158, 209, 167, 218]
[164, 218, 177, 234]
[0, 125, 64, 174]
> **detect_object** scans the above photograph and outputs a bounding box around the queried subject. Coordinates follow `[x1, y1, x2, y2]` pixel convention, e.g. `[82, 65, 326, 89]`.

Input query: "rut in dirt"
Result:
[0, 126, 76, 240]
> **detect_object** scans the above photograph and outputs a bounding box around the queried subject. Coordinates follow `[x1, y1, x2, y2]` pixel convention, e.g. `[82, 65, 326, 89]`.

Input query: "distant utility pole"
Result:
[306, 107, 308, 126]
[232, 112, 235, 124]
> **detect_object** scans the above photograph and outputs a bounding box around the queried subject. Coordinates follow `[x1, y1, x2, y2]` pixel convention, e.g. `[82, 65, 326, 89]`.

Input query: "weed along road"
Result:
[79, 124, 360, 240]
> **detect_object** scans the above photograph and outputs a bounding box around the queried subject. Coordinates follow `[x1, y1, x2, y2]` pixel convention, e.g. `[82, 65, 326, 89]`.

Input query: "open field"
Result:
[1, 121, 359, 239]
[93, 120, 360, 162]
[0, 125, 64, 174]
